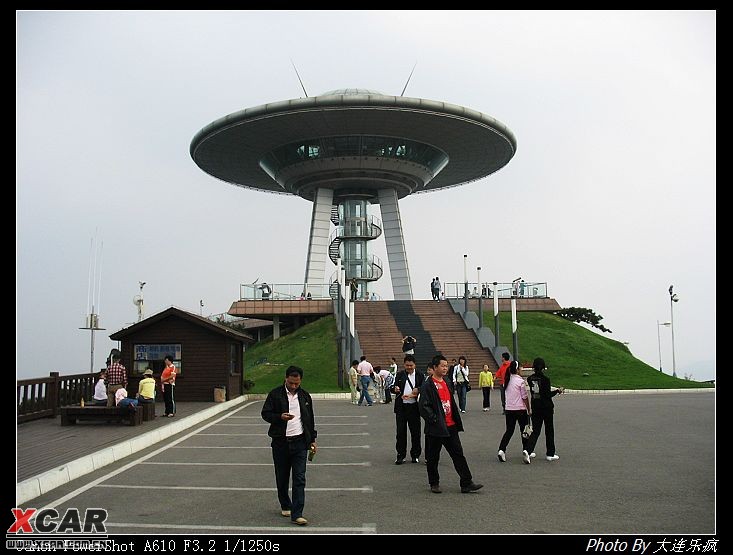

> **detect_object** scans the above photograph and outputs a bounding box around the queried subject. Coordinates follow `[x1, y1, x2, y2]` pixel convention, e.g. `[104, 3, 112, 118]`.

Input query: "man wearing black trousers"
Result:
[419, 354, 483, 494]
[391, 354, 425, 465]
[261, 366, 318, 526]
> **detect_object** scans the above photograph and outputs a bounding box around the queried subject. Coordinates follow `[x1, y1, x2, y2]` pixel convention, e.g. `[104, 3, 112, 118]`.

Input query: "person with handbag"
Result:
[496, 361, 533, 464]
[525, 357, 564, 461]
[452, 356, 471, 413]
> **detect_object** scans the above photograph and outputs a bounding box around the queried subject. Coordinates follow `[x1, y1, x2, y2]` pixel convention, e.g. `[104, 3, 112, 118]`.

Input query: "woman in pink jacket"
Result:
[496, 361, 532, 464]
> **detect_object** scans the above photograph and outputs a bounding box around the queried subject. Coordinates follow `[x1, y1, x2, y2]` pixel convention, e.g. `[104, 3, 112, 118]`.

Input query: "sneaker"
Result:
[292, 517, 308, 525]
[497, 450, 506, 462]
[280, 509, 291, 517]
[430, 484, 442, 494]
[482, 408, 488, 412]
[546, 455, 560, 461]
[411, 457, 419, 464]
[460, 410, 466, 413]
[522, 450, 531, 464]
[394, 458, 405, 465]
[530, 452, 536, 458]
[461, 482, 484, 493]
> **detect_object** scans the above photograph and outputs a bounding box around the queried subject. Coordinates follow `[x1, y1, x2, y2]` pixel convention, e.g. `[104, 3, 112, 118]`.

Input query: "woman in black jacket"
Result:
[525, 357, 564, 461]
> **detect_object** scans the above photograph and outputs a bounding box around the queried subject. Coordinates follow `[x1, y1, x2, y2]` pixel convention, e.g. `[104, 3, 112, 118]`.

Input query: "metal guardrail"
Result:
[443, 282, 548, 299]
[17, 371, 97, 423]
[239, 283, 332, 301]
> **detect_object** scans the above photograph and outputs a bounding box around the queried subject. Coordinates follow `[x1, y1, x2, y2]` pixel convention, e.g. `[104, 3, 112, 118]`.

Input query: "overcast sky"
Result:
[17, 10, 715, 381]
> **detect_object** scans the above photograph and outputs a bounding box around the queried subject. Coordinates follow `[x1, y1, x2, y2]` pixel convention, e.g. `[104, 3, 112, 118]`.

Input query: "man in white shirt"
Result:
[261, 366, 318, 526]
[391, 354, 425, 464]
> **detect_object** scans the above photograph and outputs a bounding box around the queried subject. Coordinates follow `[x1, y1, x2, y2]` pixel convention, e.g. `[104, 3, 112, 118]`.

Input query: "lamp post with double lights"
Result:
[463, 254, 469, 314]
[477, 266, 483, 328]
[668, 285, 679, 378]
[657, 321, 671, 372]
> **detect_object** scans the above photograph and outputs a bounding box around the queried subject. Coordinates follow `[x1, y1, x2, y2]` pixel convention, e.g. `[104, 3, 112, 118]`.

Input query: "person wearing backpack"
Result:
[525, 357, 564, 461]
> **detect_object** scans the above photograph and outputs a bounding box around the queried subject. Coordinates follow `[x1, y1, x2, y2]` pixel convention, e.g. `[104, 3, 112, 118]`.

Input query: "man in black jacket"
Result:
[391, 354, 425, 465]
[261, 366, 317, 525]
[418, 354, 483, 494]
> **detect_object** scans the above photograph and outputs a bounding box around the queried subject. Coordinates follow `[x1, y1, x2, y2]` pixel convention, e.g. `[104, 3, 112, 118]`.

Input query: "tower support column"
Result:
[303, 188, 334, 286]
[378, 188, 412, 300]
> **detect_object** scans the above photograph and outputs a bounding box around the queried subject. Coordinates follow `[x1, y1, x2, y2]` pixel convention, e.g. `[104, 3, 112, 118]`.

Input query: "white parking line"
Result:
[98, 484, 373, 492]
[105, 522, 377, 533]
[141, 462, 372, 466]
[230, 415, 368, 419]
[171, 445, 371, 449]
[45, 402, 256, 508]
[197, 432, 369, 436]
[212, 423, 367, 426]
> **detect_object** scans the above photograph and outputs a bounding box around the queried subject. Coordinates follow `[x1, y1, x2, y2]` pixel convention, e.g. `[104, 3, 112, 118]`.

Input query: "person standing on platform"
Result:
[391, 354, 425, 464]
[161, 355, 177, 417]
[106, 349, 127, 407]
[261, 366, 317, 526]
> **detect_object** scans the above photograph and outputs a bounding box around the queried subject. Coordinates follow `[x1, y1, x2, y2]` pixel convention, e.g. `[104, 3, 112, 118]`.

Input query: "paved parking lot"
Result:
[27, 390, 715, 534]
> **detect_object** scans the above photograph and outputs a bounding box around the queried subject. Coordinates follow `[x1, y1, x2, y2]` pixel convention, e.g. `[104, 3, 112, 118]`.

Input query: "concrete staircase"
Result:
[354, 300, 498, 388]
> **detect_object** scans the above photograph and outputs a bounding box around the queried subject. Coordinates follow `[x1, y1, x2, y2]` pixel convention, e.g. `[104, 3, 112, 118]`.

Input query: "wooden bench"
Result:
[60, 405, 143, 426]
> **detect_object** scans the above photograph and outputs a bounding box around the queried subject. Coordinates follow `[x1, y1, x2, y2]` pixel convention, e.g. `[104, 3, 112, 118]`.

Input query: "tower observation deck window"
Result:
[260, 135, 449, 177]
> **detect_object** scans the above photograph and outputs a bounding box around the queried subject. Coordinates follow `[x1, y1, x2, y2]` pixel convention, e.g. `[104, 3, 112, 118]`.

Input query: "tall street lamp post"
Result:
[669, 285, 679, 378]
[657, 320, 671, 372]
[477, 266, 483, 328]
[463, 254, 469, 314]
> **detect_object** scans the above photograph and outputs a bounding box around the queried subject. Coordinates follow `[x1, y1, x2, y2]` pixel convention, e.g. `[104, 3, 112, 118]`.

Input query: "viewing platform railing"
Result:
[442, 282, 548, 299]
[17, 371, 97, 423]
[239, 283, 332, 301]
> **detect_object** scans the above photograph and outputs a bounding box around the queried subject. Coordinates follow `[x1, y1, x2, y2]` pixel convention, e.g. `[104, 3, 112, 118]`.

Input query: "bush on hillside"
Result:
[554, 307, 612, 333]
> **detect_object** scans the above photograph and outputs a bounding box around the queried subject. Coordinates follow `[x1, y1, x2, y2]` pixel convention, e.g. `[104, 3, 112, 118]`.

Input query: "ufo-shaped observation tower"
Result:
[190, 88, 516, 300]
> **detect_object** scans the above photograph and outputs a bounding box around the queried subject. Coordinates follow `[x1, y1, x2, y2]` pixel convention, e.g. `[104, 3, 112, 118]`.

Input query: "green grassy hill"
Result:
[481, 311, 713, 390]
[243, 316, 339, 393]
[242, 312, 713, 393]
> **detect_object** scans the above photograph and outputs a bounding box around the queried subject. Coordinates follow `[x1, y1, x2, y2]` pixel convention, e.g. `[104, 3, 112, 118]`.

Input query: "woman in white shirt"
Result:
[496, 361, 532, 464]
[452, 356, 470, 413]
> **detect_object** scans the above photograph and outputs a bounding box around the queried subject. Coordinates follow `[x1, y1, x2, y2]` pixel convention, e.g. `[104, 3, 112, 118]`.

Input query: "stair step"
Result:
[354, 300, 498, 386]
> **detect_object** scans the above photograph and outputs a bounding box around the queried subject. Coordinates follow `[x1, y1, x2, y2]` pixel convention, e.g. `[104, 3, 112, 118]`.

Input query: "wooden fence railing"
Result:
[17, 372, 97, 424]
